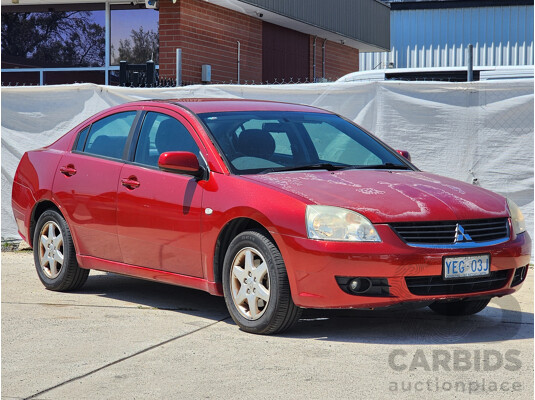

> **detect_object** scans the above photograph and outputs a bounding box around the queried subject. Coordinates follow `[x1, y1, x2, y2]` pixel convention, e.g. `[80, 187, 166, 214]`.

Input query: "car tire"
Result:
[33, 209, 89, 291]
[222, 230, 302, 335]
[428, 298, 490, 316]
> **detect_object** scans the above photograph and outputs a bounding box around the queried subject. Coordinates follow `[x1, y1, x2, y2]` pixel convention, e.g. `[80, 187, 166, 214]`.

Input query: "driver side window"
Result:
[134, 112, 200, 167]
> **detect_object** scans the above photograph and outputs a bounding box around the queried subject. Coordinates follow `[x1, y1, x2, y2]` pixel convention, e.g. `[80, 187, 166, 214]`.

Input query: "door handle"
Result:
[121, 176, 140, 190]
[59, 165, 77, 177]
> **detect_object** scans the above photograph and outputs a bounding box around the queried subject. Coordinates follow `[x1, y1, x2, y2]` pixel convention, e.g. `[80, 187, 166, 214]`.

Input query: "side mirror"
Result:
[158, 151, 204, 178]
[396, 150, 411, 162]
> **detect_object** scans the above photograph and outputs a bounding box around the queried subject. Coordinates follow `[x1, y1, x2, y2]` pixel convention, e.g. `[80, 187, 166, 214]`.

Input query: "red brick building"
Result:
[159, 0, 390, 83]
[1, 0, 390, 85]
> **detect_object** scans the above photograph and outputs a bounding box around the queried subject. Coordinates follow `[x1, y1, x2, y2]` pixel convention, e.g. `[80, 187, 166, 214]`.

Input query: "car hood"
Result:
[243, 170, 509, 223]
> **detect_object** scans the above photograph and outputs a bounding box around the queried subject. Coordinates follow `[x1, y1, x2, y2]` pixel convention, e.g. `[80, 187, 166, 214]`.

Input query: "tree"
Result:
[113, 26, 159, 65]
[1, 11, 105, 67]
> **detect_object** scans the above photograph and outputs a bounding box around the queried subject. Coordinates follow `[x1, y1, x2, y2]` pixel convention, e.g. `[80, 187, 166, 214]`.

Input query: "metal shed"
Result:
[360, 0, 534, 70]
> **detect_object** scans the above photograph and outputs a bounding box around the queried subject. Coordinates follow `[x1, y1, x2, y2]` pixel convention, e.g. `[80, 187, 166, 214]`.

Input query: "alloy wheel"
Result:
[38, 221, 64, 279]
[230, 247, 270, 320]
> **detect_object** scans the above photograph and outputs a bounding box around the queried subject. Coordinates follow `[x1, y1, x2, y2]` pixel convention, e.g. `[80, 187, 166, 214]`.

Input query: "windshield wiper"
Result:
[350, 163, 411, 170]
[259, 163, 349, 174]
[258, 162, 412, 174]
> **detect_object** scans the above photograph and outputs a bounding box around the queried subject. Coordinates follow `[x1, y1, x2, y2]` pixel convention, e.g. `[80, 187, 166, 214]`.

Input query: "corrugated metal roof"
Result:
[360, 5, 534, 70]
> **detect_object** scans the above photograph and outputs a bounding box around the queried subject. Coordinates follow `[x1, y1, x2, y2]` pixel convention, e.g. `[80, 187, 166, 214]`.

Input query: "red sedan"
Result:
[11, 99, 531, 334]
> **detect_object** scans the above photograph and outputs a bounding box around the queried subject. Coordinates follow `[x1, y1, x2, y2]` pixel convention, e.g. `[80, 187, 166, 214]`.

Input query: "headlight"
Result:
[507, 199, 526, 235]
[306, 205, 381, 242]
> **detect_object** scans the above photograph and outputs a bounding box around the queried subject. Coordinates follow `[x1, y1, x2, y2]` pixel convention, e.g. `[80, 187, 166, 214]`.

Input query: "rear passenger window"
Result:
[83, 111, 137, 159]
[134, 112, 200, 167]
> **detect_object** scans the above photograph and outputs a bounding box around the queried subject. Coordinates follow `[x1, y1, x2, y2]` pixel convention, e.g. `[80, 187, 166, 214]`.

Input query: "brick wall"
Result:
[309, 37, 359, 81]
[159, 0, 359, 84]
[159, 0, 262, 83]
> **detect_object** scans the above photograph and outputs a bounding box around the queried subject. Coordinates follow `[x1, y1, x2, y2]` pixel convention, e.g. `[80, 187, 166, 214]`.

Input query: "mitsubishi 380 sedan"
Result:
[12, 99, 531, 334]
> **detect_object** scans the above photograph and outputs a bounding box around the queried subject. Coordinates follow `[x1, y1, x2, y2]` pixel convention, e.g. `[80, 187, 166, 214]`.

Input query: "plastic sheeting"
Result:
[2, 80, 533, 242]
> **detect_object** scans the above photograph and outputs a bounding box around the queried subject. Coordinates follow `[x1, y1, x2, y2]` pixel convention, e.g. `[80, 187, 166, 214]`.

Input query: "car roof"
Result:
[141, 98, 331, 114]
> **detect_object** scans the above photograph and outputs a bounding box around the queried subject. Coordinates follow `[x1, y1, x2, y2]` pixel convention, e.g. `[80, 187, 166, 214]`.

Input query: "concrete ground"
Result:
[2, 251, 533, 400]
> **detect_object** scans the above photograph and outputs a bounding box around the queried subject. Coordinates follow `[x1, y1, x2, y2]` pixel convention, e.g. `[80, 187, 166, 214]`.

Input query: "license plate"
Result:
[443, 254, 490, 279]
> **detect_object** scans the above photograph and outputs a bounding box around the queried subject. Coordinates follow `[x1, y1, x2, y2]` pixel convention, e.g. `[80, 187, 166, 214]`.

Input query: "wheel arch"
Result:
[213, 217, 279, 284]
[30, 200, 63, 246]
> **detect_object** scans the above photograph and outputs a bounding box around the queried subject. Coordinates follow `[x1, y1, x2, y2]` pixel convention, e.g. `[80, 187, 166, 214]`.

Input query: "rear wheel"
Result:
[429, 298, 490, 316]
[222, 230, 301, 334]
[33, 210, 89, 291]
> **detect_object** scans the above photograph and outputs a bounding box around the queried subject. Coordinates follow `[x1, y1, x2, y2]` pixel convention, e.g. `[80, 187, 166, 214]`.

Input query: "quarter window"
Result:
[74, 126, 90, 151]
[83, 111, 136, 159]
[134, 112, 200, 167]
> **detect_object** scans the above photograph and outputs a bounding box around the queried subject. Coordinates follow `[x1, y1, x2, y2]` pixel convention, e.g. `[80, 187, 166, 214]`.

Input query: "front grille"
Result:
[390, 218, 509, 245]
[405, 270, 511, 296]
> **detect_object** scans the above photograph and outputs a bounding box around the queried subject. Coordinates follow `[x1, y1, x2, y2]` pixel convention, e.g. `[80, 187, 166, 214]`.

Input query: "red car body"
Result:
[12, 99, 531, 315]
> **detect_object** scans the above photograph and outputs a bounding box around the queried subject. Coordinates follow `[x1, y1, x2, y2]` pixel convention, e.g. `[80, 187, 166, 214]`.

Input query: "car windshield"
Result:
[198, 111, 412, 175]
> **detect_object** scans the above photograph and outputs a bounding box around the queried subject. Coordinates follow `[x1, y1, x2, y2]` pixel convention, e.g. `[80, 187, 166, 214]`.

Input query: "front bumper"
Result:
[273, 225, 531, 309]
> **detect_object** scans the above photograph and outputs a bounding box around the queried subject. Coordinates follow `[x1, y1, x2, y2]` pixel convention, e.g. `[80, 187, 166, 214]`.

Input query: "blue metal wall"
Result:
[360, 5, 534, 70]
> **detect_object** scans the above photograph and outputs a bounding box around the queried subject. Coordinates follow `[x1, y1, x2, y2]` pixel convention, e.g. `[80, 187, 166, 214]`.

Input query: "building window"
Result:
[1, 5, 105, 69]
[1, 3, 159, 86]
[111, 5, 159, 65]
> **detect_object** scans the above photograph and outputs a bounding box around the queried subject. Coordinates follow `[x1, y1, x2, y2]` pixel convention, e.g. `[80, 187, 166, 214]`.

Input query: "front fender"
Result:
[200, 173, 309, 282]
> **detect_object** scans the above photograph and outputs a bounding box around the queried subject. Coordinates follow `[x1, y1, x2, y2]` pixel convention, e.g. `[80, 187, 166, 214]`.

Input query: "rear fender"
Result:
[12, 150, 64, 244]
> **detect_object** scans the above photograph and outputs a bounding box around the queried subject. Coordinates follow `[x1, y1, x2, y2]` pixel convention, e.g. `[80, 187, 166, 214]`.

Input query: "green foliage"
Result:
[113, 26, 159, 65]
[1, 11, 105, 67]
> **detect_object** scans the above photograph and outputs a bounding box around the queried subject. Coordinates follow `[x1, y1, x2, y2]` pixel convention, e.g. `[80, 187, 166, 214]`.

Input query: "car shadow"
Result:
[78, 272, 533, 345]
[77, 272, 229, 319]
[287, 304, 533, 344]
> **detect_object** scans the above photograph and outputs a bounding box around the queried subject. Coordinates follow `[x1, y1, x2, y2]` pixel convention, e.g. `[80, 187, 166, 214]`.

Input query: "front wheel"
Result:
[33, 209, 89, 291]
[429, 298, 490, 316]
[222, 230, 302, 335]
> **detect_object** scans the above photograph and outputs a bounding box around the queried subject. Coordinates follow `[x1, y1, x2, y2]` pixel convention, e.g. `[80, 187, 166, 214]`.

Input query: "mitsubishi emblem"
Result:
[455, 224, 472, 242]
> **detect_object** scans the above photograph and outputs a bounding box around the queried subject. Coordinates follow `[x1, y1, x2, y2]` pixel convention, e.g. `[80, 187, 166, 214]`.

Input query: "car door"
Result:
[53, 110, 139, 262]
[116, 110, 204, 277]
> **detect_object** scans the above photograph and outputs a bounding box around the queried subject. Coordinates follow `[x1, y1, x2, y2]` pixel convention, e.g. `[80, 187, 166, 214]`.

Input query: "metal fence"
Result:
[1, 76, 334, 87]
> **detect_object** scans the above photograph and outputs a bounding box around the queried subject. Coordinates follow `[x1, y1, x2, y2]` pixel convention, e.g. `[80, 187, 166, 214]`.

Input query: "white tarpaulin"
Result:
[2, 80, 533, 242]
